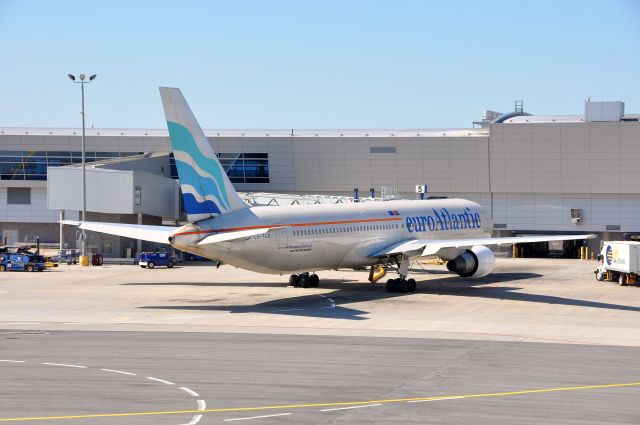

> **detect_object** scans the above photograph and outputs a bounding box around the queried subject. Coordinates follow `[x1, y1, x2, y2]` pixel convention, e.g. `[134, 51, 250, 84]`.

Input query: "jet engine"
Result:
[446, 245, 495, 278]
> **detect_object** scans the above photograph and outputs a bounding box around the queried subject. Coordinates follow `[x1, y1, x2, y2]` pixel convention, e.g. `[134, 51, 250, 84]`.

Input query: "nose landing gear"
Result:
[288, 273, 320, 288]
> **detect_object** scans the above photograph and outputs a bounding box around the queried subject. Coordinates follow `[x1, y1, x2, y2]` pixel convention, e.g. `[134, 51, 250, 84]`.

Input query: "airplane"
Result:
[64, 87, 594, 293]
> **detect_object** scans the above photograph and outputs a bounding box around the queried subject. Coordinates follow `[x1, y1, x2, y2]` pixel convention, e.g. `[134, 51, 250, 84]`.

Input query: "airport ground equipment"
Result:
[51, 249, 79, 265]
[595, 241, 640, 286]
[138, 252, 175, 269]
[0, 253, 46, 272]
[91, 253, 104, 266]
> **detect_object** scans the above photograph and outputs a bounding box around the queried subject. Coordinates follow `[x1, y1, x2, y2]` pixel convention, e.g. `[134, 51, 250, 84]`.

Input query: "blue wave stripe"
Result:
[174, 159, 227, 211]
[182, 192, 222, 216]
[167, 121, 230, 208]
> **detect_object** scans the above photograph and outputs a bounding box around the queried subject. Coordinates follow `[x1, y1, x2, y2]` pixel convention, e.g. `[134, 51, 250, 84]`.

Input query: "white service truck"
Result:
[594, 241, 640, 286]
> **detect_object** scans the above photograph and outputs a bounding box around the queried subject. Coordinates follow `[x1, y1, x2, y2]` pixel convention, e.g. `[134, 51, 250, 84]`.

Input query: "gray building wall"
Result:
[1, 120, 640, 253]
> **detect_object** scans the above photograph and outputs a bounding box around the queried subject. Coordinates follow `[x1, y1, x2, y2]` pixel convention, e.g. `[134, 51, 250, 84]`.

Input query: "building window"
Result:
[169, 152, 270, 183]
[0, 150, 141, 181]
[370, 146, 396, 154]
[7, 187, 31, 205]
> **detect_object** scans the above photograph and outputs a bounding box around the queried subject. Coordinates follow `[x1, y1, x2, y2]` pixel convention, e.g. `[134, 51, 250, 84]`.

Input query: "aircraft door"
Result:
[276, 228, 289, 249]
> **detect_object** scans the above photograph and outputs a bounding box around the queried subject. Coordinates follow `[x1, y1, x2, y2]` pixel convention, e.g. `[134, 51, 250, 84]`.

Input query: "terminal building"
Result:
[0, 100, 638, 258]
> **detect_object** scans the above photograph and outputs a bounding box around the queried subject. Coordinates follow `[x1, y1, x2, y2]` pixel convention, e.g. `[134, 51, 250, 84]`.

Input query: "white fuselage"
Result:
[170, 198, 492, 274]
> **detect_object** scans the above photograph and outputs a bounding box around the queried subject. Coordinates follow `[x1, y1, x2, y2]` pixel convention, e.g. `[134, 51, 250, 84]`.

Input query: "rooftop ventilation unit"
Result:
[584, 100, 624, 122]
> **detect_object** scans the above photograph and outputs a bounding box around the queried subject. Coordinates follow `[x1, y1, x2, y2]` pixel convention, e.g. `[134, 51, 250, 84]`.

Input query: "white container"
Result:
[601, 241, 640, 274]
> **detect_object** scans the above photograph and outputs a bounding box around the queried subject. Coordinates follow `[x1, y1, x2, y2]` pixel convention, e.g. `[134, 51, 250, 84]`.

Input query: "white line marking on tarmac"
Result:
[5, 358, 205, 425]
[101, 368, 136, 376]
[407, 396, 466, 403]
[321, 403, 382, 412]
[319, 295, 336, 309]
[179, 387, 200, 397]
[180, 414, 203, 425]
[43, 362, 87, 368]
[147, 376, 175, 385]
[320, 295, 335, 303]
[224, 413, 292, 422]
[1, 322, 41, 325]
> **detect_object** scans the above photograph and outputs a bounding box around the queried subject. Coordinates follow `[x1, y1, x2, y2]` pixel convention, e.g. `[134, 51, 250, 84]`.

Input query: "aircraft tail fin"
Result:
[159, 87, 247, 222]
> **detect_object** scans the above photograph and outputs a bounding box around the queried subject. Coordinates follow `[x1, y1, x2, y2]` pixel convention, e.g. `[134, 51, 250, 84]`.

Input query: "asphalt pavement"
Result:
[1, 330, 639, 424]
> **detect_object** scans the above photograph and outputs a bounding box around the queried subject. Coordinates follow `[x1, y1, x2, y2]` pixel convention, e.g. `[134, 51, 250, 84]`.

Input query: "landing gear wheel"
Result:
[25, 265, 34, 272]
[300, 274, 312, 288]
[0, 265, 5, 272]
[386, 279, 397, 293]
[289, 274, 300, 287]
[310, 274, 320, 288]
[397, 279, 409, 293]
[407, 278, 417, 292]
[167, 262, 173, 268]
[619, 274, 628, 286]
[595, 271, 605, 281]
[147, 262, 155, 269]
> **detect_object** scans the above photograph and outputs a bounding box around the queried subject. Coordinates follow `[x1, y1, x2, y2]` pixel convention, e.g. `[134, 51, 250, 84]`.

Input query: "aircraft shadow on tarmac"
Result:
[123, 278, 360, 288]
[141, 291, 370, 320]
[137, 270, 640, 319]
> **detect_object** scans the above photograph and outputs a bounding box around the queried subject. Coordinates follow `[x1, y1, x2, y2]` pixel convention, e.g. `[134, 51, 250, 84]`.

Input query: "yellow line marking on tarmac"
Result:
[1, 381, 639, 422]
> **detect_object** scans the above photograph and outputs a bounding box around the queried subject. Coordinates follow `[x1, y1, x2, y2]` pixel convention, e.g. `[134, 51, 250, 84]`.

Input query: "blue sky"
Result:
[0, 0, 638, 129]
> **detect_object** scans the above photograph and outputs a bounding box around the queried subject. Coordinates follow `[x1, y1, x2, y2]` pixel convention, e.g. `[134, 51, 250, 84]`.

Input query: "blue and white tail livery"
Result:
[159, 87, 247, 222]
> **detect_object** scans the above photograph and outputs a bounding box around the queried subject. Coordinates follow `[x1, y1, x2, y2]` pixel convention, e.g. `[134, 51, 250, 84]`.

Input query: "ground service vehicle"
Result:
[138, 252, 175, 269]
[0, 254, 46, 272]
[595, 241, 640, 286]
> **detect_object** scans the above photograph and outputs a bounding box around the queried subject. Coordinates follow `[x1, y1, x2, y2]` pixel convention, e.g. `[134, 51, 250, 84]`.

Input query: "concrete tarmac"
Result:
[0, 258, 639, 345]
[1, 258, 640, 424]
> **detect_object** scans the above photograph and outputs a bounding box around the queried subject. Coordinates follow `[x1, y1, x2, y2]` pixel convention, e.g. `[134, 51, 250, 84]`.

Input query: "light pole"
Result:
[68, 73, 97, 263]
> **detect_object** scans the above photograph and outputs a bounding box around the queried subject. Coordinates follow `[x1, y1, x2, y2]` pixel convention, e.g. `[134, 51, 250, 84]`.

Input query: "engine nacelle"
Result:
[446, 245, 496, 278]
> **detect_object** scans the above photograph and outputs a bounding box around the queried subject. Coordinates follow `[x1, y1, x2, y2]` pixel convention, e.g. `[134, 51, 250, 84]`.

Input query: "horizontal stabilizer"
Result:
[62, 221, 176, 244]
[197, 227, 284, 245]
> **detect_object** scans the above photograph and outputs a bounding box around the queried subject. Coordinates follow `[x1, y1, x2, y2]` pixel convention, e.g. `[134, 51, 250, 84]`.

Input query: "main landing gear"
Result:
[288, 273, 320, 288]
[385, 253, 416, 293]
[385, 277, 416, 293]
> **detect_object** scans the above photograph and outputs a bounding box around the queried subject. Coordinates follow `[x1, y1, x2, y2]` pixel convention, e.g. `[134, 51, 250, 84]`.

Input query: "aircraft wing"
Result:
[62, 220, 176, 244]
[371, 234, 596, 257]
[197, 226, 285, 245]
